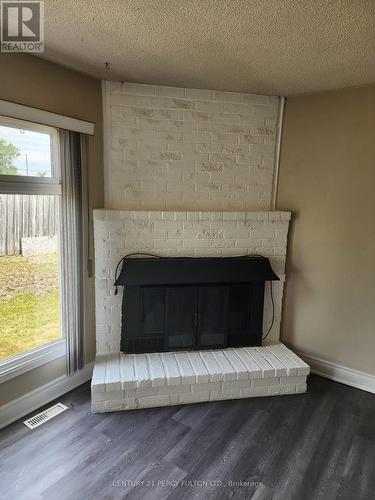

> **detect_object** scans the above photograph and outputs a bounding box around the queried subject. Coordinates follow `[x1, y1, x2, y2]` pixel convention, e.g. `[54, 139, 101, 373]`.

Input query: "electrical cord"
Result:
[114, 252, 275, 339]
[114, 252, 161, 295]
[262, 281, 274, 341]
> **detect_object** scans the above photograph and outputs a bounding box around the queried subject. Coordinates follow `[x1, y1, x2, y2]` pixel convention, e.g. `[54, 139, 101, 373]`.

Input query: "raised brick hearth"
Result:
[91, 343, 309, 412]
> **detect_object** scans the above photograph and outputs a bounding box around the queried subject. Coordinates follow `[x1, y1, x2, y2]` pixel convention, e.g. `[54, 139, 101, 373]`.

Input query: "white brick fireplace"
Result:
[94, 210, 290, 354]
[91, 82, 309, 412]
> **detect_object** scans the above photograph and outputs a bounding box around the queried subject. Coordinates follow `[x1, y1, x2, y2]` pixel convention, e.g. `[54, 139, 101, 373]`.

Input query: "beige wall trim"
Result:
[0, 362, 93, 430]
[271, 96, 285, 210]
[296, 350, 375, 394]
[0, 99, 95, 135]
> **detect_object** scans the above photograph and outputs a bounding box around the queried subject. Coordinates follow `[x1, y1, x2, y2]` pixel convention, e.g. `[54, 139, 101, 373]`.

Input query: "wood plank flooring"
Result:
[0, 375, 374, 500]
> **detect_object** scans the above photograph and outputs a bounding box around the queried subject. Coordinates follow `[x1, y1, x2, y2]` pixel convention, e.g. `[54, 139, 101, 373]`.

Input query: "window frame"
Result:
[0, 115, 61, 188]
[0, 115, 66, 381]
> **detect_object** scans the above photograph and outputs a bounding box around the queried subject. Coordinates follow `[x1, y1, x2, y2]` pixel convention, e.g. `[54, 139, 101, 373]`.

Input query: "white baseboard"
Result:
[0, 362, 93, 430]
[296, 351, 375, 394]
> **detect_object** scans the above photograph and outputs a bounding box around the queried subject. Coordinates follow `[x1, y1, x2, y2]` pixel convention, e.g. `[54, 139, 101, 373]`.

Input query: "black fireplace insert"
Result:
[115, 256, 279, 354]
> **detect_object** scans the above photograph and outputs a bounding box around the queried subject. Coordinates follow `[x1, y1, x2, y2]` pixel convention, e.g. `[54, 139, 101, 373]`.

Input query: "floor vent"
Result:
[23, 403, 68, 429]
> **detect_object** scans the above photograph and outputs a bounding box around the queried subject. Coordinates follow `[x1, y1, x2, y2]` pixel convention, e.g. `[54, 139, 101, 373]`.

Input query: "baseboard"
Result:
[0, 362, 94, 430]
[296, 350, 375, 394]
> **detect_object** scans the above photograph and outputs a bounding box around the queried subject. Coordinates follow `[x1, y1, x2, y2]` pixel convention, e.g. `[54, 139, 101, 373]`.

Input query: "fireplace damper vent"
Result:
[115, 256, 279, 354]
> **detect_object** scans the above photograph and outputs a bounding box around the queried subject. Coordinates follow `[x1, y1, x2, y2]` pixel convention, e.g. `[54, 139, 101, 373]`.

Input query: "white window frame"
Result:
[0, 115, 61, 191]
[0, 99, 95, 135]
[0, 115, 66, 383]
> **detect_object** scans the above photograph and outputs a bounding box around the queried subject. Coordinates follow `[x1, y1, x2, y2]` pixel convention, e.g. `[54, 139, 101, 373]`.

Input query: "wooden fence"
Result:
[0, 194, 59, 256]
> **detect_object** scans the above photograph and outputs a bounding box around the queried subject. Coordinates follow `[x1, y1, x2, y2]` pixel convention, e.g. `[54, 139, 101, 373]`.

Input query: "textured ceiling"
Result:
[40, 0, 375, 96]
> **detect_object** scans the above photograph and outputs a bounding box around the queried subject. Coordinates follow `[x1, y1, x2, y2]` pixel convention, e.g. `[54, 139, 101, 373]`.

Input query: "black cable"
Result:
[262, 281, 275, 341]
[114, 252, 161, 295]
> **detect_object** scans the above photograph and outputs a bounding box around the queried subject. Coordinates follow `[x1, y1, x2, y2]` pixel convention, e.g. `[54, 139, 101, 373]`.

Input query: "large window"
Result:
[0, 117, 63, 364]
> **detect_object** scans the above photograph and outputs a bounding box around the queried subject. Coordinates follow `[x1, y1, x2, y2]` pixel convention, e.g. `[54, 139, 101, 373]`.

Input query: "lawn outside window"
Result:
[0, 115, 66, 381]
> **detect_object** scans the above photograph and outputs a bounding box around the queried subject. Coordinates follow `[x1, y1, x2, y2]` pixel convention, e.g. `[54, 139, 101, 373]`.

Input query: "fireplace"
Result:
[115, 256, 279, 354]
[92, 210, 310, 413]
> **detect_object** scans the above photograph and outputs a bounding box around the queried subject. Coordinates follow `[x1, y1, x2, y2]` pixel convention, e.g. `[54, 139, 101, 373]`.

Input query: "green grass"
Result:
[0, 253, 61, 361]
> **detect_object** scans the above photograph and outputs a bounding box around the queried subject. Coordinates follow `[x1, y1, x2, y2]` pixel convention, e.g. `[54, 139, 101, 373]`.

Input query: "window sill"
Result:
[0, 340, 66, 384]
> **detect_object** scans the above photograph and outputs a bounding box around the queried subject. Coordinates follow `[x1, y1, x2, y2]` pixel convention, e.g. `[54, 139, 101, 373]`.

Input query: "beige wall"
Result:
[0, 54, 103, 405]
[277, 85, 375, 374]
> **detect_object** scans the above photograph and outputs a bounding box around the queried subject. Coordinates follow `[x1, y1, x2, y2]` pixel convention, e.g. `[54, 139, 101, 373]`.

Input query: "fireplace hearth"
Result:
[115, 256, 279, 354]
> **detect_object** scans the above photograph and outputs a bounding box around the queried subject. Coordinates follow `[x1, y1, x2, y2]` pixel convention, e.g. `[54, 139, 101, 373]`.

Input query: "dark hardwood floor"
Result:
[0, 375, 374, 500]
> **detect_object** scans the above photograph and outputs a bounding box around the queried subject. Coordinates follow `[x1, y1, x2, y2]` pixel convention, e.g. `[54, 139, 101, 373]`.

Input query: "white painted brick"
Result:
[105, 82, 279, 210]
[106, 353, 122, 391]
[155, 86, 185, 98]
[174, 353, 196, 384]
[126, 384, 192, 399]
[91, 345, 309, 412]
[266, 344, 310, 376]
[105, 398, 137, 410]
[111, 94, 164, 108]
[185, 88, 214, 100]
[296, 382, 308, 393]
[255, 347, 288, 376]
[160, 352, 182, 385]
[119, 83, 156, 96]
[279, 384, 298, 394]
[186, 352, 210, 383]
[199, 351, 223, 382]
[221, 379, 251, 390]
[233, 349, 263, 378]
[93, 209, 291, 356]
[211, 350, 238, 381]
[137, 395, 170, 408]
[267, 385, 285, 395]
[169, 394, 180, 405]
[92, 390, 124, 402]
[146, 353, 166, 386]
[91, 401, 106, 412]
[251, 377, 280, 387]
[240, 386, 269, 398]
[214, 91, 241, 103]
[241, 94, 270, 105]
[91, 354, 107, 392]
[222, 350, 250, 380]
[242, 348, 274, 377]
[165, 97, 196, 110]
[210, 388, 242, 400]
[133, 354, 151, 387]
[179, 391, 211, 404]
[191, 382, 221, 392]
[279, 375, 307, 385]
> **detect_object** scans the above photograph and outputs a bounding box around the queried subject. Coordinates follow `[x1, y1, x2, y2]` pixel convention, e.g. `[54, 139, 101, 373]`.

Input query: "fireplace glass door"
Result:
[165, 287, 197, 349]
[122, 282, 265, 353]
[197, 286, 229, 348]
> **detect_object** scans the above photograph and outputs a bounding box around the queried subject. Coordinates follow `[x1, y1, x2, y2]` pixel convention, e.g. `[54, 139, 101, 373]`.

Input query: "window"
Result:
[0, 116, 64, 371]
[0, 123, 53, 177]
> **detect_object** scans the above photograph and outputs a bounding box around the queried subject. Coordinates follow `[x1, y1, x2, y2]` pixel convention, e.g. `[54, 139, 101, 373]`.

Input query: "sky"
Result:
[0, 125, 52, 176]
